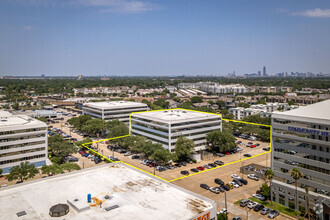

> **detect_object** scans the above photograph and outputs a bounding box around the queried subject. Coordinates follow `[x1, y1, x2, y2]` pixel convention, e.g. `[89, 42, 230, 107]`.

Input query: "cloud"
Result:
[76, 0, 161, 13]
[23, 25, 34, 30]
[11, 0, 162, 13]
[291, 8, 330, 18]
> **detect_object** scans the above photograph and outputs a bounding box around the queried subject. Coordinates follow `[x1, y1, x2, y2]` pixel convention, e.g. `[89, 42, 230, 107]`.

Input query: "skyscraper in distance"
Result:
[263, 66, 266, 76]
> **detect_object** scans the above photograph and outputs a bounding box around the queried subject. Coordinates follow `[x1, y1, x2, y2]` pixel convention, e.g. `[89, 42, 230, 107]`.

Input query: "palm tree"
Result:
[304, 187, 311, 220]
[291, 168, 303, 217]
[265, 169, 274, 205]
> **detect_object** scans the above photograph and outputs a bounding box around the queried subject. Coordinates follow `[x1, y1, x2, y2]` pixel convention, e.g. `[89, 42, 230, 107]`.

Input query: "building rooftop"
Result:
[132, 109, 221, 123]
[0, 111, 46, 131]
[273, 100, 330, 124]
[83, 101, 147, 110]
[0, 164, 215, 220]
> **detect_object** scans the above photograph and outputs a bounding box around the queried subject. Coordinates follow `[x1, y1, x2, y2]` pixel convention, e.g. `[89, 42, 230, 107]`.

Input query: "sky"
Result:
[0, 0, 330, 76]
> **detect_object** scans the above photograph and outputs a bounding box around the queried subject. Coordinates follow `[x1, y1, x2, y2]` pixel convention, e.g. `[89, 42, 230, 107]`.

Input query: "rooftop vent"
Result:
[16, 211, 27, 217]
[1, 119, 7, 122]
[105, 205, 119, 212]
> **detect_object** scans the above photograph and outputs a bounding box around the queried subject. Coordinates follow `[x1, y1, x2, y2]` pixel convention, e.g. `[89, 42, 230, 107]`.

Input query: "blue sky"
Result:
[0, 0, 330, 76]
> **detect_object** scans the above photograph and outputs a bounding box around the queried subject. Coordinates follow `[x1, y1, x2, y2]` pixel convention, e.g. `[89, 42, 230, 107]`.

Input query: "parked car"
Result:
[243, 154, 252, 157]
[225, 183, 233, 189]
[253, 193, 266, 201]
[191, 168, 199, 173]
[200, 184, 210, 190]
[208, 163, 217, 168]
[253, 204, 264, 212]
[214, 160, 224, 165]
[131, 155, 140, 159]
[216, 153, 224, 157]
[229, 182, 239, 188]
[231, 174, 240, 179]
[218, 186, 225, 192]
[218, 208, 228, 214]
[232, 216, 241, 220]
[174, 163, 181, 168]
[247, 201, 258, 209]
[233, 179, 243, 186]
[268, 210, 280, 219]
[238, 178, 248, 185]
[263, 147, 270, 151]
[197, 166, 205, 171]
[210, 187, 220, 194]
[222, 185, 230, 191]
[124, 152, 132, 156]
[179, 161, 187, 166]
[215, 178, 224, 185]
[247, 174, 259, 181]
[240, 199, 251, 207]
[166, 165, 175, 170]
[261, 207, 272, 215]
[181, 170, 189, 175]
[204, 164, 211, 169]
[250, 145, 257, 148]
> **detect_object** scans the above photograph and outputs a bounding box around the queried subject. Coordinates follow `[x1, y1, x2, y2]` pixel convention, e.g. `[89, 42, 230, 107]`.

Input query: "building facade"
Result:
[82, 101, 148, 123]
[271, 100, 330, 220]
[130, 109, 222, 152]
[0, 111, 48, 174]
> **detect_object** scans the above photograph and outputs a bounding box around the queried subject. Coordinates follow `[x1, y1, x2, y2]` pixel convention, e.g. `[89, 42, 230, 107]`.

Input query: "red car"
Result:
[197, 166, 205, 171]
[250, 145, 257, 148]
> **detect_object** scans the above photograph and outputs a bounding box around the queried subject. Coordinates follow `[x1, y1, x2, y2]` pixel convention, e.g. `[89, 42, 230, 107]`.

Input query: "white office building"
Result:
[178, 82, 249, 94]
[0, 111, 48, 174]
[82, 101, 148, 123]
[130, 109, 222, 152]
[271, 100, 330, 219]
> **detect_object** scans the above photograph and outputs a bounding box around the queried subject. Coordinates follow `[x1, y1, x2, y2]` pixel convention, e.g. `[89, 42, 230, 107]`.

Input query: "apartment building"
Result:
[82, 101, 148, 123]
[0, 111, 48, 174]
[271, 100, 330, 219]
[178, 82, 249, 94]
[130, 109, 222, 152]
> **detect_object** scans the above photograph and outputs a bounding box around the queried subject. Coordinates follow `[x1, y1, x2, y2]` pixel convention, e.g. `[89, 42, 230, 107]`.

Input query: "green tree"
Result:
[190, 96, 203, 103]
[206, 130, 222, 152]
[41, 164, 63, 176]
[173, 97, 181, 102]
[81, 118, 107, 136]
[11, 102, 20, 110]
[149, 144, 172, 164]
[259, 182, 270, 198]
[174, 136, 195, 161]
[61, 163, 81, 172]
[288, 100, 295, 106]
[6, 162, 38, 182]
[265, 169, 275, 205]
[216, 100, 226, 109]
[256, 99, 266, 104]
[36, 116, 47, 123]
[67, 114, 92, 130]
[291, 168, 303, 215]
[215, 130, 236, 152]
[49, 135, 77, 159]
[0, 168, 3, 176]
[237, 102, 250, 108]
[217, 213, 228, 220]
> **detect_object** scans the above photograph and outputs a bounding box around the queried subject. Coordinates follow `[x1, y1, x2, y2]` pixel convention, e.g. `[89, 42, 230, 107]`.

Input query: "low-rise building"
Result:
[82, 101, 148, 123]
[0, 164, 217, 220]
[130, 109, 222, 152]
[0, 111, 48, 174]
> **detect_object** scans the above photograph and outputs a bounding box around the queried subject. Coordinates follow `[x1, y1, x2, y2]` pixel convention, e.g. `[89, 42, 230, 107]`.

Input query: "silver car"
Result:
[268, 210, 280, 219]
[261, 207, 271, 215]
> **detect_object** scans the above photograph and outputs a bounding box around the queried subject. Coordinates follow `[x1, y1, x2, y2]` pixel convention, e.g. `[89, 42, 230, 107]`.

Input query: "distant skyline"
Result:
[0, 0, 330, 76]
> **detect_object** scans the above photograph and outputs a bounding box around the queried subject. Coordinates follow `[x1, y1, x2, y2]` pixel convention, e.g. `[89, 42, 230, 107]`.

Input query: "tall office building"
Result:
[0, 111, 48, 174]
[263, 66, 267, 76]
[258, 71, 262, 77]
[271, 100, 330, 220]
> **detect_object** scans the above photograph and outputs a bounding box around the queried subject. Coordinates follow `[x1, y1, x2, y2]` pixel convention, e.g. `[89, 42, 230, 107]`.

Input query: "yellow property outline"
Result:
[81, 108, 271, 183]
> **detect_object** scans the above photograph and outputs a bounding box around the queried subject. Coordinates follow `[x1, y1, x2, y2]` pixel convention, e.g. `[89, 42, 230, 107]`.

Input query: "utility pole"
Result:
[241, 162, 245, 179]
[153, 159, 156, 175]
[266, 154, 269, 168]
[246, 207, 249, 220]
[224, 191, 227, 210]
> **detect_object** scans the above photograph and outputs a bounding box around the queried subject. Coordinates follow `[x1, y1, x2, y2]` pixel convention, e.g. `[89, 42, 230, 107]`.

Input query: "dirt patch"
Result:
[186, 198, 208, 215]
[112, 186, 126, 193]
[124, 181, 141, 192]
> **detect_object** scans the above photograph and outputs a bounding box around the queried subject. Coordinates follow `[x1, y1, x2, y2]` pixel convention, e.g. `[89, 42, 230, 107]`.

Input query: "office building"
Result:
[130, 109, 222, 152]
[178, 82, 250, 94]
[263, 66, 267, 76]
[82, 101, 148, 123]
[0, 111, 48, 174]
[0, 164, 217, 220]
[271, 100, 330, 219]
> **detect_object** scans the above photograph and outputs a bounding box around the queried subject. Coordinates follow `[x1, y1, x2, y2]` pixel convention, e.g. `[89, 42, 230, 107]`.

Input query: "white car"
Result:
[217, 208, 228, 215]
[229, 182, 240, 188]
[247, 201, 258, 209]
[231, 174, 240, 179]
[210, 187, 220, 194]
[247, 174, 259, 181]
[253, 193, 266, 201]
[1, 184, 8, 188]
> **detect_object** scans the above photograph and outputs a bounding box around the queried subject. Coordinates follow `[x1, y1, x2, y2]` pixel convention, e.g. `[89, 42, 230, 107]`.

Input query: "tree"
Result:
[190, 96, 203, 103]
[288, 100, 295, 106]
[206, 130, 222, 152]
[49, 135, 77, 159]
[265, 169, 274, 205]
[173, 97, 181, 102]
[237, 102, 250, 108]
[216, 100, 226, 109]
[41, 164, 63, 176]
[107, 123, 129, 138]
[81, 118, 107, 136]
[149, 144, 172, 164]
[213, 130, 236, 152]
[256, 99, 266, 104]
[6, 162, 38, 182]
[259, 182, 270, 199]
[67, 114, 92, 130]
[217, 213, 228, 220]
[291, 168, 303, 215]
[11, 102, 20, 110]
[61, 163, 81, 172]
[0, 168, 2, 176]
[304, 187, 311, 220]
[36, 116, 47, 123]
[174, 136, 195, 161]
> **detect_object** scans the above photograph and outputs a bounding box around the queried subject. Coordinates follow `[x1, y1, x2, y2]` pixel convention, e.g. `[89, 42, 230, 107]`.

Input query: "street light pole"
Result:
[224, 191, 227, 210]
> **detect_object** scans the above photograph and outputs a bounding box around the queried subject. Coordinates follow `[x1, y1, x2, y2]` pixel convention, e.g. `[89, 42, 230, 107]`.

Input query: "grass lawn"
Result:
[248, 197, 300, 218]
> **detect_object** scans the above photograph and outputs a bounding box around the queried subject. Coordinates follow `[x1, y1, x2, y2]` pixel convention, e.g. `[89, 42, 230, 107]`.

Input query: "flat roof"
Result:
[0, 164, 215, 220]
[273, 100, 330, 124]
[132, 109, 221, 124]
[83, 101, 147, 110]
[0, 111, 46, 131]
